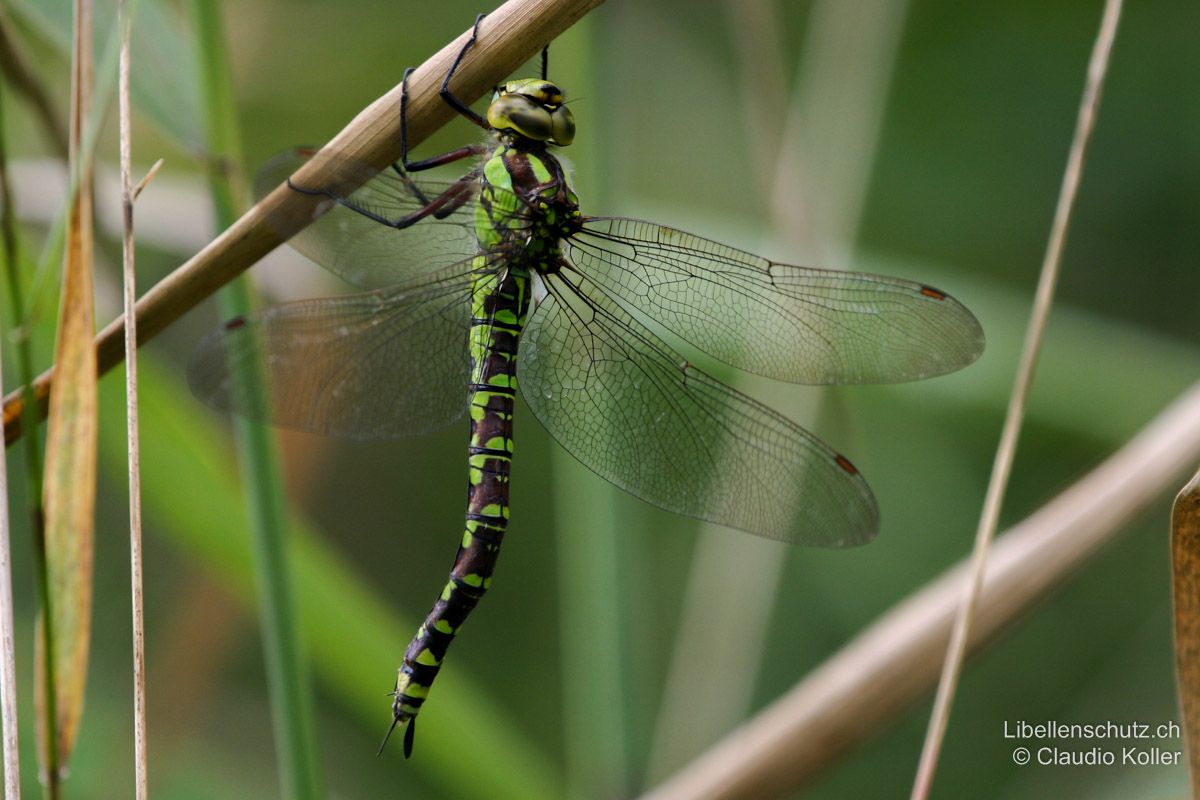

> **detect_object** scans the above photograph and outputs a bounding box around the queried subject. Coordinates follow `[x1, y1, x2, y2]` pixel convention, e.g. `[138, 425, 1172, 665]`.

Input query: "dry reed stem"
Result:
[642, 379, 1200, 800]
[117, 0, 148, 795]
[911, 1, 1125, 795]
[1, 0, 604, 447]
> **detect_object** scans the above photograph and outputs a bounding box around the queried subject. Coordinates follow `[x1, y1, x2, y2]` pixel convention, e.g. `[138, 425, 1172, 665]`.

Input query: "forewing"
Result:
[568, 217, 985, 385]
[257, 149, 511, 289]
[518, 272, 879, 546]
[189, 263, 478, 439]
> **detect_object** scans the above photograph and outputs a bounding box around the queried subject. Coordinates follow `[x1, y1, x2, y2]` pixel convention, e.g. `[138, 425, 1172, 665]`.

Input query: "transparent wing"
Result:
[518, 271, 879, 546]
[189, 262, 480, 439]
[567, 217, 985, 385]
[257, 149, 528, 289]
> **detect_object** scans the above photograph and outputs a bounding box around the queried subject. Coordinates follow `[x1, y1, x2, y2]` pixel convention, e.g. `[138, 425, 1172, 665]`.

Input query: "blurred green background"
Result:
[2, 0, 1198, 797]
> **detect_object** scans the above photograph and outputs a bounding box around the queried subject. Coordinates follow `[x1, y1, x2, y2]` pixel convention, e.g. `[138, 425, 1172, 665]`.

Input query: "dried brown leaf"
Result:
[35, 0, 97, 781]
[1173, 468, 1200, 796]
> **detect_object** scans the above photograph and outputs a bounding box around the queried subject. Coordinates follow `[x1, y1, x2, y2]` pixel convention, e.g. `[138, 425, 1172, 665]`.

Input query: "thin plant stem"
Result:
[0, 50, 45, 800]
[0, 69, 45, 483]
[0, 76, 23, 800]
[910, 1, 1125, 796]
[0, 354, 18, 798]
[117, 0, 148, 796]
[188, 2, 323, 797]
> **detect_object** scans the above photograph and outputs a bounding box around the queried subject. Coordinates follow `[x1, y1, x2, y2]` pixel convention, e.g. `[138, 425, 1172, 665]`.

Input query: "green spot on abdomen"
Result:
[478, 503, 508, 519]
[403, 683, 430, 699]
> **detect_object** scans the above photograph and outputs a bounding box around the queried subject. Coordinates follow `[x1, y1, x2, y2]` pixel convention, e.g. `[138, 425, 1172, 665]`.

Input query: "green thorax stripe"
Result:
[475, 145, 578, 254]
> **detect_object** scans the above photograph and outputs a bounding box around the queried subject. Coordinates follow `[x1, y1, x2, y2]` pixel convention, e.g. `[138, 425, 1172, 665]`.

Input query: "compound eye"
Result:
[549, 106, 575, 146]
[487, 94, 553, 140]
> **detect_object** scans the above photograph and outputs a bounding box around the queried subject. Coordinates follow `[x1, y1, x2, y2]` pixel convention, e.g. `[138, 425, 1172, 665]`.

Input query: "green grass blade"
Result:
[188, 1, 323, 797]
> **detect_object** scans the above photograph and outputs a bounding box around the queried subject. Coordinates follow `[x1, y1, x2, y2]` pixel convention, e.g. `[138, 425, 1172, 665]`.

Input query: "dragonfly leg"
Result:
[399, 146, 485, 174]
[437, 12, 490, 129]
[288, 169, 478, 230]
[399, 65, 487, 177]
[389, 6, 491, 182]
[432, 13, 552, 125]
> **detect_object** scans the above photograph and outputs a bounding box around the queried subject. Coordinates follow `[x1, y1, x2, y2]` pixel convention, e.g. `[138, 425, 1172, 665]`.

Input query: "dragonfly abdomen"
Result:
[391, 268, 531, 749]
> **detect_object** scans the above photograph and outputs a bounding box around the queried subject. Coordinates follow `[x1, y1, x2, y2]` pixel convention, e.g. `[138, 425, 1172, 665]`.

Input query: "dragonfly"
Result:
[189, 16, 984, 757]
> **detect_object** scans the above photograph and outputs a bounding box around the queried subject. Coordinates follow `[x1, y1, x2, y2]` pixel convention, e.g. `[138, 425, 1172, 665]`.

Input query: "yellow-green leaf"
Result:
[36, 0, 98, 782]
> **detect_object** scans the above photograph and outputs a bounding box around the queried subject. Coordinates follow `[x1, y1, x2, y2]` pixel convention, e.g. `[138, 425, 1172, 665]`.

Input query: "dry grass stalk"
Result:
[118, 0, 148, 795]
[911, 1, 1125, 795]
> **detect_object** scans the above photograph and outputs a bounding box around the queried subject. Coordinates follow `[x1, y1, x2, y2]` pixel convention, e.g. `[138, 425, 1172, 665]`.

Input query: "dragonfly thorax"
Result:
[487, 78, 575, 146]
[477, 145, 580, 277]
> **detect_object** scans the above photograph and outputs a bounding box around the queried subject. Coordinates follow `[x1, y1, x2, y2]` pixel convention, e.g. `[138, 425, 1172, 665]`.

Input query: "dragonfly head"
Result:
[488, 78, 576, 147]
